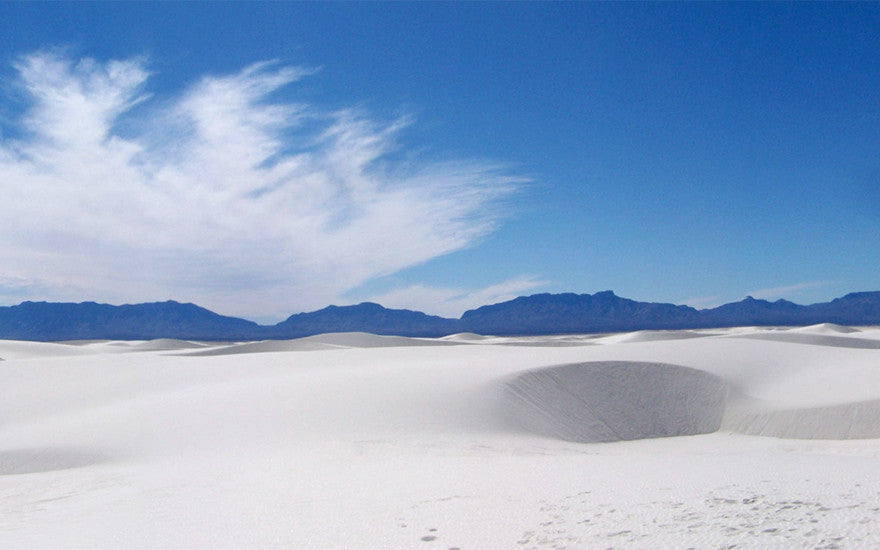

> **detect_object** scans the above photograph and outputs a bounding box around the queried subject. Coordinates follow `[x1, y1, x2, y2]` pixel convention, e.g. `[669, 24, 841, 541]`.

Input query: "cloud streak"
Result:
[0, 51, 522, 318]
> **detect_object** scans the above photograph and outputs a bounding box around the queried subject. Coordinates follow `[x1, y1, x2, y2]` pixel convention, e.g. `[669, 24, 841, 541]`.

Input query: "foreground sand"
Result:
[1, 325, 879, 548]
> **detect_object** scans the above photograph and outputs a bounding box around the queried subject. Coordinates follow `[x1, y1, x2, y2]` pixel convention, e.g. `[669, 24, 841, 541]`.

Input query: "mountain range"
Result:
[1, 291, 879, 342]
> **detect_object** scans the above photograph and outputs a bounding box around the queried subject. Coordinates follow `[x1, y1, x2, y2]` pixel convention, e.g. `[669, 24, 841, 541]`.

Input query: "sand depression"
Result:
[501, 361, 728, 443]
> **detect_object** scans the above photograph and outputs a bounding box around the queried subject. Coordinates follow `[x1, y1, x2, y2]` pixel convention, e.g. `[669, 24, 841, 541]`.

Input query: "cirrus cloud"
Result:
[0, 51, 523, 319]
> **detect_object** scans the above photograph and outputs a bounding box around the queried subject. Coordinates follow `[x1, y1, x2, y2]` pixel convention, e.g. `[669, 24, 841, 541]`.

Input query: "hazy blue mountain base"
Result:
[1, 291, 879, 342]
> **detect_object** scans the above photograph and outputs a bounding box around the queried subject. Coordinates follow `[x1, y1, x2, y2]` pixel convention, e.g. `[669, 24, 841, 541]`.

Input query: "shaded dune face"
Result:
[502, 362, 728, 443]
[733, 332, 880, 350]
[0, 448, 100, 475]
[182, 332, 460, 356]
[725, 399, 880, 440]
[502, 360, 880, 443]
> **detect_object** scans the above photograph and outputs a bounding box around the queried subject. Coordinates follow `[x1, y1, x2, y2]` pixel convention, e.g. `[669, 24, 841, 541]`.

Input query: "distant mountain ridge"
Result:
[461, 291, 880, 334]
[1, 291, 879, 341]
[458, 291, 703, 334]
[269, 302, 460, 339]
[0, 300, 262, 341]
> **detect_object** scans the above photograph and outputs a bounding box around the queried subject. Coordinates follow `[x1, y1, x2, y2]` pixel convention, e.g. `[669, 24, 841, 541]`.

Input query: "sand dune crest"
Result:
[790, 323, 860, 334]
[598, 330, 711, 344]
[182, 332, 458, 356]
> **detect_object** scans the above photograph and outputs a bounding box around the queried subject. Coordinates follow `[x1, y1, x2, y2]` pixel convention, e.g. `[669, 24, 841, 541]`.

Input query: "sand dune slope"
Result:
[502, 358, 880, 442]
[183, 332, 458, 356]
[596, 329, 711, 344]
[725, 398, 880, 439]
[502, 362, 727, 442]
[0, 326, 879, 548]
[791, 322, 861, 334]
[732, 330, 880, 349]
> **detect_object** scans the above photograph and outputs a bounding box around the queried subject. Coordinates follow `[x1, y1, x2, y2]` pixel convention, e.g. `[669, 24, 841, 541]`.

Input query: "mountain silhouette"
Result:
[0, 291, 878, 341]
[459, 291, 703, 334]
[0, 300, 262, 341]
[269, 302, 460, 338]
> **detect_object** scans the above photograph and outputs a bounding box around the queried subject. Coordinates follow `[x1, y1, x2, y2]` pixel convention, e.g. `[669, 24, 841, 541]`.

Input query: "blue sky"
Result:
[0, 2, 878, 321]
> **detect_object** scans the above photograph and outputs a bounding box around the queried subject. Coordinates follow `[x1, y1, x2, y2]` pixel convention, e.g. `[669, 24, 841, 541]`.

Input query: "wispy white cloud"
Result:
[747, 281, 832, 301]
[0, 51, 522, 318]
[363, 275, 547, 318]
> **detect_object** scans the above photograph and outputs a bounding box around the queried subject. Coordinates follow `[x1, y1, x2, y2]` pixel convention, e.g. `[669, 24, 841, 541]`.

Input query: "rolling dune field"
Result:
[1, 325, 879, 548]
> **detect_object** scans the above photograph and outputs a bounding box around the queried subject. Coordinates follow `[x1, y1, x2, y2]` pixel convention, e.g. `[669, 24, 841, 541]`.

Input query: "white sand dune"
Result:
[58, 339, 117, 346]
[0, 339, 92, 360]
[1, 326, 879, 548]
[791, 322, 861, 334]
[443, 333, 600, 346]
[503, 359, 880, 442]
[502, 361, 727, 442]
[852, 326, 880, 341]
[298, 331, 460, 348]
[725, 398, 880, 439]
[181, 338, 342, 355]
[731, 330, 880, 349]
[596, 329, 712, 344]
[0, 448, 101, 475]
[440, 332, 491, 342]
[183, 332, 459, 356]
[102, 338, 214, 352]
